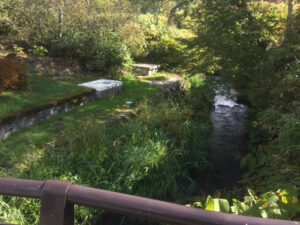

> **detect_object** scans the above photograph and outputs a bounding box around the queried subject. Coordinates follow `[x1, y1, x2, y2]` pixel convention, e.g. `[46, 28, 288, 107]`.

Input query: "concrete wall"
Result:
[0, 83, 123, 141]
[0, 94, 95, 140]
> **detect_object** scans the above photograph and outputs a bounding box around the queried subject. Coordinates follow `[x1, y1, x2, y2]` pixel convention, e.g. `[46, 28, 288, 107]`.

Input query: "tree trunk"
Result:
[284, 0, 293, 42]
[58, 0, 64, 39]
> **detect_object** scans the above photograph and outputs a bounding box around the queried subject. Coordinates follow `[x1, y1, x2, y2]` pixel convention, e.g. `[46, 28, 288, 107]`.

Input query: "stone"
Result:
[0, 96, 94, 140]
[78, 79, 123, 99]
[132, 64, 160, 76]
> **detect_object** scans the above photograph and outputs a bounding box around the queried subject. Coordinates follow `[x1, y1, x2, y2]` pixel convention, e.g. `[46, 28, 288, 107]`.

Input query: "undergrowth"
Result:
[0, 55, 28, 93]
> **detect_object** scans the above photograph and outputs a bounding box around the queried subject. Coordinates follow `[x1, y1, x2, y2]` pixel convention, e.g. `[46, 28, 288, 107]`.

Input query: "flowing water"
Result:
[209, 85, 248, 189]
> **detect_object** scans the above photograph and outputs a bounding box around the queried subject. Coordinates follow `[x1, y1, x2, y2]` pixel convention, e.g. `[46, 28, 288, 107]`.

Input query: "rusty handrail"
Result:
[0, 178, 299, 225]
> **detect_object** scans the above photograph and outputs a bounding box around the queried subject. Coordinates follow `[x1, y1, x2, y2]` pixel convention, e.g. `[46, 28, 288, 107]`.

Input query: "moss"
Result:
[0, 89, 93, 125]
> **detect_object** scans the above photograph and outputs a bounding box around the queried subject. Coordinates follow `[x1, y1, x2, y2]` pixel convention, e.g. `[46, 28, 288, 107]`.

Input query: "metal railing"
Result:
[0, 178, 298, 225]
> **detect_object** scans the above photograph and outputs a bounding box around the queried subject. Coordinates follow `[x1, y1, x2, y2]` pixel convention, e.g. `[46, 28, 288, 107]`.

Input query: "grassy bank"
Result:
[0, 74, 94, 119]
[0, 75, 213, 225]
[0, 76, 159, 168]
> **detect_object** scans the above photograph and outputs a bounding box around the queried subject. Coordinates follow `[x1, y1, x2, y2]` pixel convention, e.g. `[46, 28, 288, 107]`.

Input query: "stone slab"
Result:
[78, 79, 123, 98]
[132, 64, 160, 76]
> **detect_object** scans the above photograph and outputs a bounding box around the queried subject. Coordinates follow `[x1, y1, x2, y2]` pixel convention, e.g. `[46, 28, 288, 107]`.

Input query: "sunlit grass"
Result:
[137, 72, 179, 81]
[0, 74, 94, 119]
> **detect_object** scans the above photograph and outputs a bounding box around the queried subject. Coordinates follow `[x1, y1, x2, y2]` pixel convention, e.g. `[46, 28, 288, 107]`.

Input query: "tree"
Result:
[129, 0, 174, 24]
[168, 0, 195, 26]
[284, 0, 294, 42]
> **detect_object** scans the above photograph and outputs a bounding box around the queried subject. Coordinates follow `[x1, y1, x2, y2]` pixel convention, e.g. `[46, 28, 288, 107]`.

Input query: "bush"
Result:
[28, 45, 48, 57]
[0, 56, 29, 92]
[189, 189, 300, 220]
[0, 17, 12, 35]
[147, 36, 188, 68]
[240, 46, 300, 192]
[52, 30, 132, 75]
[133, 14, 194, 69]
[82, 36, 132, 74]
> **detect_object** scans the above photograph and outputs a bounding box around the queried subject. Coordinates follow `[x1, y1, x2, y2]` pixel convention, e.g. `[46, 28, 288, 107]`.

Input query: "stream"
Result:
[208, 84, 248, 190]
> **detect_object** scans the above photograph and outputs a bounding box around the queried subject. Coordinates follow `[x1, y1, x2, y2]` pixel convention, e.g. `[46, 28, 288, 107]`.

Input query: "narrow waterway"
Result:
[209, 85, 248, 190]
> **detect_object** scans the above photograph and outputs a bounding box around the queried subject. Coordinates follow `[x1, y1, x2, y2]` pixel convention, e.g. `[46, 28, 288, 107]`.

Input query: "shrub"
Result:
[189, 189, 300, 220]
[82, 36, 132, 75]
[147, 36, 188, 69]
[52, 30, 132, 75]
[0, 17, 12, 35]
[0, 56, 29, 92]
[133, 14, 194, 69]
[28, 45, 48, 57]
[293, 8, 300, 42]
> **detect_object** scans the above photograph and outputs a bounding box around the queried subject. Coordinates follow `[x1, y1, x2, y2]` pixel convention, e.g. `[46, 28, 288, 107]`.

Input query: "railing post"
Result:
[39, 180, 74, 225]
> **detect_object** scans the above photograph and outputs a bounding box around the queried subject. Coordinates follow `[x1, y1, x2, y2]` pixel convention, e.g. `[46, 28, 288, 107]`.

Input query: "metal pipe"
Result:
[67, 185, 299, 225]
[0, 178, 299, 225]
[0, 178, 43, 198]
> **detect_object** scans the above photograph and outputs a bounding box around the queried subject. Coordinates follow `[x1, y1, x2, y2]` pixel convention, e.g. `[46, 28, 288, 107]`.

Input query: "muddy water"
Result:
[209, 87, 248, 189]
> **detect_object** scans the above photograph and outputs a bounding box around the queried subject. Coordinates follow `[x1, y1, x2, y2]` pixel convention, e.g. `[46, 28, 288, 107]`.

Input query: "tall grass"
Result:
[0, 75, 213, 224]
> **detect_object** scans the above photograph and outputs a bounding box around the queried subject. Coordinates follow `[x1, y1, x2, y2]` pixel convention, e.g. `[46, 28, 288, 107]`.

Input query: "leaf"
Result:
[214, 199, 230, 213]
[280, 92, 284, 99]
[204, 196, 214, 211]
[204, 196, 230, 213]
[247, 189, 256, 200]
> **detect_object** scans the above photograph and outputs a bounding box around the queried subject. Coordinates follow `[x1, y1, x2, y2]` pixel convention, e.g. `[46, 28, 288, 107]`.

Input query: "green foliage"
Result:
[12, 45, 25, 57]
[241, 108, 300, 191]
[189, 189, 300, 220]
[0, 17, 12, 35]
[28, 45, 48, 57]
[147, 36, 188, 68]
[0, 196, 24, 224]
[6, 0, 135, 74]
[189, 0, 300, 196]
[191, 0, 281, 89]
[204, 196, 230, 213]
[183, 74, 214, 119]
[51, 29, 132, 74]
[82, 33, 132, 74]
[293, 8, 300, 42]
[134, 14, 194, 69]
[241, 46, 300, 192]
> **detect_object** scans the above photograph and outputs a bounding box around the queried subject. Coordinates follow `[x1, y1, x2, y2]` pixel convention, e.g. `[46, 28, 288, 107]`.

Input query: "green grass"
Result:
[137, 72, 179, 81]
[0, 77, 159, 168]
[0, 74, 94, 119]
